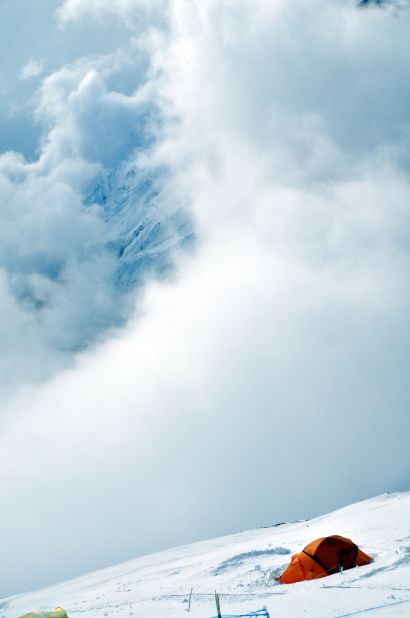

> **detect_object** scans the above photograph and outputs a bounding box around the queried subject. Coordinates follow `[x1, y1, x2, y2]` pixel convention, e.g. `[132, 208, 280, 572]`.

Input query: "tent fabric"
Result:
[18, 608, 68, 618]
[277, 535, 372, 584]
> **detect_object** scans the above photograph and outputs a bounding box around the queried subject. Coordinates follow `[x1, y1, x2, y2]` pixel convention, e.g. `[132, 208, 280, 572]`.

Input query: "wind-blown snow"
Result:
[2, 493, 410, 618]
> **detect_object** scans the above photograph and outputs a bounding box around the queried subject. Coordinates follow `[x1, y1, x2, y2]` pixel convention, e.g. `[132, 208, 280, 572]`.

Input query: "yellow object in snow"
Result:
[18, 608, 68, 618]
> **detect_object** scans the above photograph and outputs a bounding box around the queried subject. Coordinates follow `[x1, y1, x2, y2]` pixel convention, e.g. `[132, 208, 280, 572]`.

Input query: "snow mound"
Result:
[212, 548, 291, 576]
[2, 492, 410, 618]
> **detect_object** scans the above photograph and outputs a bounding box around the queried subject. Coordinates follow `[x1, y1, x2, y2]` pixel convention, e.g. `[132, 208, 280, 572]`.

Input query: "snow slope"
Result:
[2, 493, 410, 618]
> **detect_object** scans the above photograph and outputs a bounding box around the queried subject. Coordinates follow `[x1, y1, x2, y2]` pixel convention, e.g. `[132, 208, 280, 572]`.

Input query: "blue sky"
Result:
[0, 0, 409, 598]
[0, 0, 140, 157]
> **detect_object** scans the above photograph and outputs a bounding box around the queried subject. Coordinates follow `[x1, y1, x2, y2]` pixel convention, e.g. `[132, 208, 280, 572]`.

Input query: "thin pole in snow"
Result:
[186, 587, 193, 612]
[215, 590, 222, 618]
[264, 605, 271, 618]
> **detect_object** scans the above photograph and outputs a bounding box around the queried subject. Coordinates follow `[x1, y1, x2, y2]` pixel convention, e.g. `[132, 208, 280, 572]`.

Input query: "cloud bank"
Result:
[1, 0, 410, 597]
[0, 2, 181, 396]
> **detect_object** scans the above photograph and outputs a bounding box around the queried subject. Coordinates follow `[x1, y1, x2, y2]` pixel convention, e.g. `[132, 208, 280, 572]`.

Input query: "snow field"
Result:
[2, 493, 410, 618]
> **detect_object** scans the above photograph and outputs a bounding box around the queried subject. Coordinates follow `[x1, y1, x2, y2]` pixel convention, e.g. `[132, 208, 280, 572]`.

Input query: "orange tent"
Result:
[277, 535, 372, 584]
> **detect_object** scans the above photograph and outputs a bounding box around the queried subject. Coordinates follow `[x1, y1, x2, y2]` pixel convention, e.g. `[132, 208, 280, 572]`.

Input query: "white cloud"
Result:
[20, 59, 45, 80]
[1, 0, 410, 598]
[0, 26, 159, 395]
[34, 62, 152, 170]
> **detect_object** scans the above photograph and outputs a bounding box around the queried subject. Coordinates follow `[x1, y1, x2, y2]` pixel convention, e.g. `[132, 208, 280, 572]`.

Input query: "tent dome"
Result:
[277, 535, 372, 584]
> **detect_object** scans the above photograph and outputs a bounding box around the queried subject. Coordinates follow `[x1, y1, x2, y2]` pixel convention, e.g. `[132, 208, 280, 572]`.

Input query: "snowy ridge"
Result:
[86, 164, 193, 291]
[2, 493, 410, 617]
